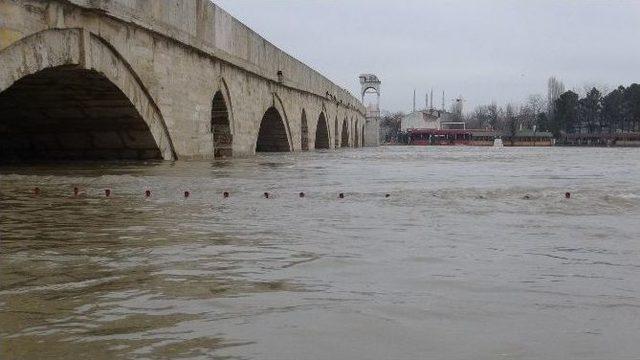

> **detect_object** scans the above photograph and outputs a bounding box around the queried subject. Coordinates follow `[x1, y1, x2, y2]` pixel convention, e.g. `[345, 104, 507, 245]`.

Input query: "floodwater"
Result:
[1, 146, 640, 360]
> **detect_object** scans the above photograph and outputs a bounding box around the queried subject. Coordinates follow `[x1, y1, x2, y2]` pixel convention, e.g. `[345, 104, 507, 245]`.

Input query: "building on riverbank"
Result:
[560, 132, 640, 147]
[405, 129, 554, 146]
[508, 130, 555, 146]
[400, 109, 466, 132]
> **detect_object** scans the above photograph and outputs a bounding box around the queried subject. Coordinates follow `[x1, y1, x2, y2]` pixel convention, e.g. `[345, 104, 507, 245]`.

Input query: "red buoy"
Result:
[223, 191, 230, 198]
[565, 192, 571, 199]
[184, 191, 190, 198]
[73, 187, 79, 197]
[338, 193, 345, 199]
[299, 192, 305, 198]
[145, 190, 152, 198]
[105, 189, 111, 197]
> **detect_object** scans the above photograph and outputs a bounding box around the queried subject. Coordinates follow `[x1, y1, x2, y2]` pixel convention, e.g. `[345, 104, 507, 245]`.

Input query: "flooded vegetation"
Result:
[2, 147, 640, 359]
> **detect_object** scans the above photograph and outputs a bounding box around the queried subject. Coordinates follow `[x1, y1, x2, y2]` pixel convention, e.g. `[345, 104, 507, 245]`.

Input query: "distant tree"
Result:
[547, 77, 565, 117]
[504, 103, 519, 138]
[517, 105, 532, 130]
[468, 105, 491, 129]
[536, 112, 549, 132]
[527, 94, 546, 116]
[464, 112, 479, 129]
[487, 102, 500, 130]
[601, 86, 625, 133]
[449, 82, 638, 137]
[552, 90, 579, 136]
[380, 112, 405, 143]
[514, 95, 544, 130]
[577, 88, 602, 133]
[624, 83, 640, 132]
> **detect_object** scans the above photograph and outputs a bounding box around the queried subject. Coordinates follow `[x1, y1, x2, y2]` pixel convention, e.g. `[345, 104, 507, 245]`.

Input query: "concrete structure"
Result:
[359, 74, 381, 147]
[401, 108, 465, 132]
[0, 0, 367, 161]
[401, 109, 444, 132]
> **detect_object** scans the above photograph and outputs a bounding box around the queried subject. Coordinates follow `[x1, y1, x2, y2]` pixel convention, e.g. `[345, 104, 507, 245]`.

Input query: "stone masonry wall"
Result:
[0, 0, 368, 160]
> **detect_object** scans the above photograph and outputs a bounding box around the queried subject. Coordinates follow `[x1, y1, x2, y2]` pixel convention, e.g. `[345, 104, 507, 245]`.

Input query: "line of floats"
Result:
[29, 187, 381, 199]
[27, 187, 572, 200]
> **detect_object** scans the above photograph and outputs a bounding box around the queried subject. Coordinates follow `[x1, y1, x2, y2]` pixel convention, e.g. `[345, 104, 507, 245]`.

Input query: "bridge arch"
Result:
[354, 119, 359, 148]
[341, 118, 350, 148]
[0, 29, 175, 161]
[315, 112, 330, 149]
[362, 86, 379, 95]
[334, 117, 340, 148]
[211, 78, 234, 158]
[301, 109, 309, 151]
[255, 95, 291, 152]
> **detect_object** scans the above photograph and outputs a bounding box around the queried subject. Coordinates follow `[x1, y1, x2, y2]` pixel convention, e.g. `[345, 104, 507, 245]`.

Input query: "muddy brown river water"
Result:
[1, 146, 640, 360]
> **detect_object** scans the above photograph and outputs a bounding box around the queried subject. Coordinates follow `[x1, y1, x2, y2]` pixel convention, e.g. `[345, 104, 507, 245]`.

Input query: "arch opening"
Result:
[354, 120, 359, 147]
[301, 110, 309, 151]
[341, 119, 349, 148]
[315, 113, 330, 149]
[0, 66, 163, 162]
[256, 107, 290, 152]
[212, 91, 232, 158]
[334, 117, 339, 148]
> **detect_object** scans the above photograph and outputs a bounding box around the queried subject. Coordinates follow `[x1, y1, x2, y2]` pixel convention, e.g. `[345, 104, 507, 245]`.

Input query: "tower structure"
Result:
[359, 74, 381, 146]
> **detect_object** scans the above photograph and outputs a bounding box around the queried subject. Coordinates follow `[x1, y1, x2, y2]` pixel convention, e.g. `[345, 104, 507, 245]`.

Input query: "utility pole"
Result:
[442, 90, 445, 112]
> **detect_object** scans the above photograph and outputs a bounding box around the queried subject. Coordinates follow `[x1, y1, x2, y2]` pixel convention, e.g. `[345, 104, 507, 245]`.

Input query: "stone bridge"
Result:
[0, 0, 367, 161]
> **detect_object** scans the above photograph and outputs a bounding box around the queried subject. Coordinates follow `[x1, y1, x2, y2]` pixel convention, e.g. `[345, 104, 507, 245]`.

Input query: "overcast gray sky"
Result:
[213, 0, 640, 114]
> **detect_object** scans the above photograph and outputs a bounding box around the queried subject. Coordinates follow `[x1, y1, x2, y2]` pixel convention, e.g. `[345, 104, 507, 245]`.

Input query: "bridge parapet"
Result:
[65, 0, 364, 114]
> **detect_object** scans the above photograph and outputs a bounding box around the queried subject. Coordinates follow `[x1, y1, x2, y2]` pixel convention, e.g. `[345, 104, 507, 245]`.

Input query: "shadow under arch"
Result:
[315, 112, 330, 149]
[334, 117, 339, 148]
[0, 28, 176, 161]
[211, 78, 234, 158]
[341, 118, 349, 148]
[354, 119, 359, 148]
[255, 95, 292, 153]
[301, 109, 309, 151]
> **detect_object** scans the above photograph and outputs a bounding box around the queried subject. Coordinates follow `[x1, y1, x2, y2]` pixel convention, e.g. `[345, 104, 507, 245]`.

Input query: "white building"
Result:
[401, 109, 464, 132]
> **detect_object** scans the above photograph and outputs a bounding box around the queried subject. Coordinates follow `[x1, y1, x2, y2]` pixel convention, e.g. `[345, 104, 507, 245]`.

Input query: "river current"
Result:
[1, 146, 640, 360]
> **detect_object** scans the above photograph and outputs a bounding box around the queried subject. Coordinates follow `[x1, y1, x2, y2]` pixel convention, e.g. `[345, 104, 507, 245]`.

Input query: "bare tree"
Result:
[527, 94, 545, 116]
[547, 77, 565, 117]
[517, 94, 545, 130]
[380, 112, 405, 143]
[518, 104, 536, 130]
[468, 105, 491, 129]
[503, 103, 519, 138]
[487, 102, 500, 130]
